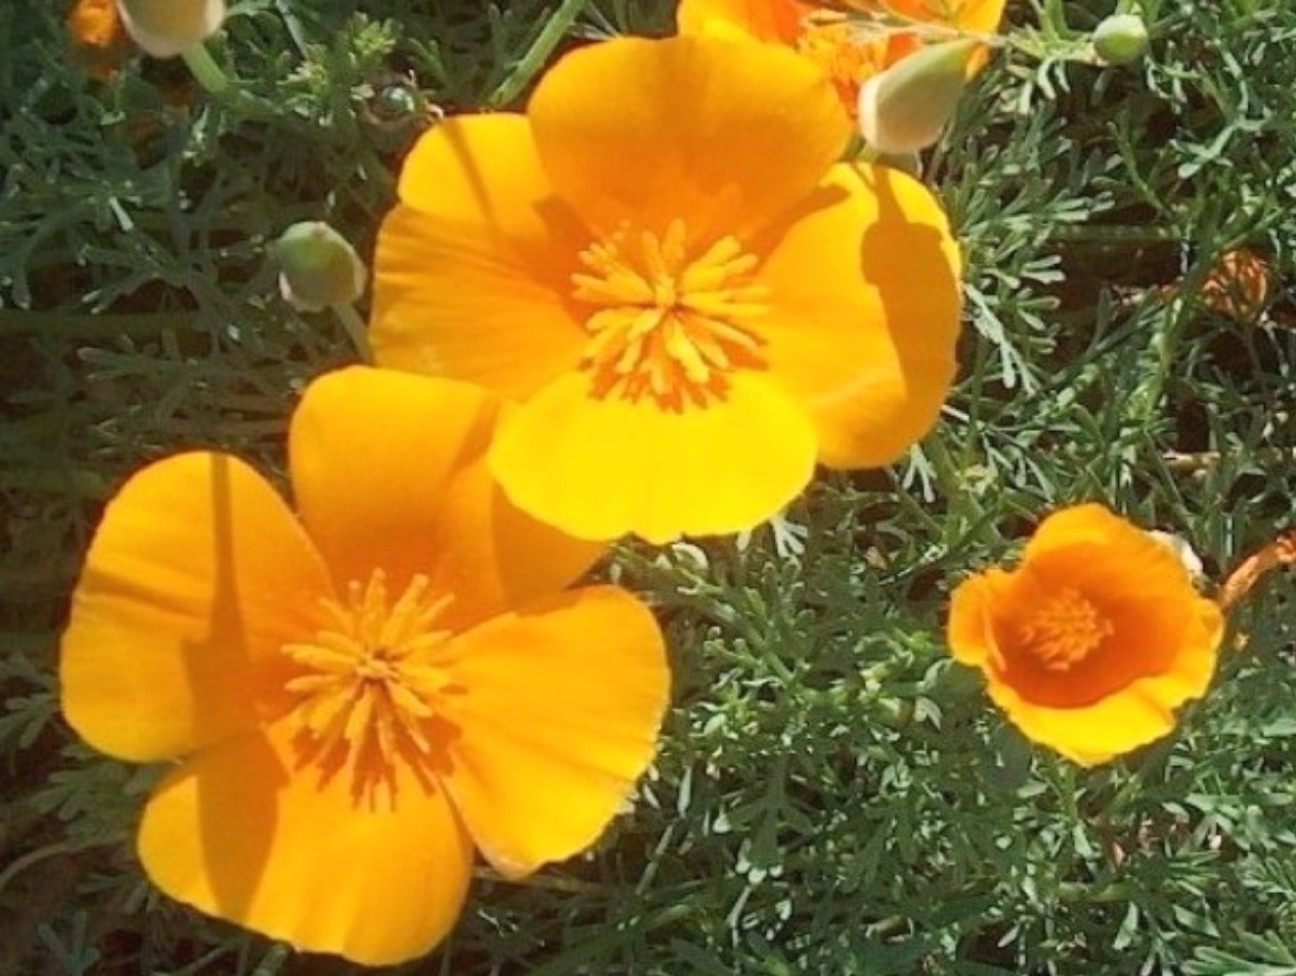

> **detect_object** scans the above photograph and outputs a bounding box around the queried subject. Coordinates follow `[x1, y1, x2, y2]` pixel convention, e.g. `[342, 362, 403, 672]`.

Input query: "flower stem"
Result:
[331, 302, 372, 363]
[488, 0, 590, 108]
[180, 43, 231, 96]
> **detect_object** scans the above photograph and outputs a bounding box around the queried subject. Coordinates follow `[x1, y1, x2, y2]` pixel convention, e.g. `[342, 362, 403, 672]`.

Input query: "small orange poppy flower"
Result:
[947, 504, 1224, 766]
[60, 367, 669, 965]
[676, 0, 1007, 114]
[67, 0, 130, 81]
[370, 36, 962, 543]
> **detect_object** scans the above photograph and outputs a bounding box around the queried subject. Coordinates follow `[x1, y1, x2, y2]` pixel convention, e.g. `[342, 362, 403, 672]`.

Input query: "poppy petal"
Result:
[436, 586, 668, 877]
[529, 35, 849, 242]
[753, 163, 961, 468]
[489, 370, 818, 543]
[676, 0, 807, 42]
[138, 719, 474, 966]
[371, 115, 588, 400]
[60, 453, 332, 763]
[289, 367, 605, 631]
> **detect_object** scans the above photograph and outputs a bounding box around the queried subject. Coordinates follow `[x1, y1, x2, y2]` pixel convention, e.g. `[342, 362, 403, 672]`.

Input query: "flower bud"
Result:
[275, 222, 368, 313]
[857, 38, 978, 156]
[1147, 530, 1204, 581]
[1092, 13, 1150, 66]
[115, 0, 226, 58]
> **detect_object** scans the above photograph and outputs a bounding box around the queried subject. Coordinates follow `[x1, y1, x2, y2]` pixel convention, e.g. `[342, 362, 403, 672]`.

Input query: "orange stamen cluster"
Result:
[571, 219, 768, 408]
[1016, 587, 1113, 671]
[284, 571, 453, 798]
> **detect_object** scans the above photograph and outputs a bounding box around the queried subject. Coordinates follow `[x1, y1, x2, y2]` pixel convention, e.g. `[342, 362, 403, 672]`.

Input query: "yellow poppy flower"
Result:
[677, 0, 1007, 114]
[947, 504, 1224, 766]
[59, 367, 669, 966]
[370, 36, 962, 543]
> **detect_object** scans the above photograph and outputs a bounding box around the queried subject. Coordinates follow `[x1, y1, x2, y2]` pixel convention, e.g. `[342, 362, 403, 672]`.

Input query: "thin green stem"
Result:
[331, 302, 372, 363]
[488, 0, 590, 108]
[180, 43, 230, 96]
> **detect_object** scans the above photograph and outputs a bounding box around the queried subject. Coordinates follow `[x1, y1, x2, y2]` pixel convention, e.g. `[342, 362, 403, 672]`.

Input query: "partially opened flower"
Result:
[60, 367, 669, 965]
[116, 0, 226, 58]
[371, 36, 962, 543]
[947, 504, 1224, 766]
[676, 0, 1007, 114]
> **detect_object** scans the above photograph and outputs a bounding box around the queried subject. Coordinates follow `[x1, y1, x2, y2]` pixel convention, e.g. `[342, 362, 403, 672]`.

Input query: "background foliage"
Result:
[3, 0, 1296, 973]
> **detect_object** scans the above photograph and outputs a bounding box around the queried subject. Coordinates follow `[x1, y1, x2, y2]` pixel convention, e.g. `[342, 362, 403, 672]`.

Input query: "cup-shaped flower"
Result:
[370, 36, 962, 544]
[59, 367, 669, 966]
[676, 0, 1006, 115]
[115, 0, 226, 58]
[947, 504, 1224, 766]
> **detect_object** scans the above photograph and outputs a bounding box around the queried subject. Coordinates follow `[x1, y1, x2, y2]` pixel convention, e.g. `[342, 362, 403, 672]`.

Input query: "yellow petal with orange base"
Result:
[753, 163, 961, 468]
[289, 367, 604, 632]
[528, 36, 849, 242]
[60, 452, 333, 763]
[371, 115, 589, 399]
[437, 586, 668, 877]
[489, 370, 818, 543]
[138, 718, 474, 966]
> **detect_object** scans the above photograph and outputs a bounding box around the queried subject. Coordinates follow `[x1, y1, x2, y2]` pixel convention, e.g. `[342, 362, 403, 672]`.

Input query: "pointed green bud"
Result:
[116, 0, 226, 58]
[275, 222, 367, 313]
[1092, 13, 1150, 66]
[857, 38, 979, 156]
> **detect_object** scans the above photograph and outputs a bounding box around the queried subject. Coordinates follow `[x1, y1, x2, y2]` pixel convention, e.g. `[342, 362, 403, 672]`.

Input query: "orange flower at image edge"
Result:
[947, 504, 1224, 766]
[371, 35, 962, 544]
[59, 367, 669, 966]
[677, 0, 1007, 112]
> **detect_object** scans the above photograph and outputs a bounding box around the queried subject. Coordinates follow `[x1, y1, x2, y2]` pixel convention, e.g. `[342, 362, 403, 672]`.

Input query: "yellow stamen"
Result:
[571, 219, 769, 407]
[283, 570, 453, 799]
[1017, 587, 1113, 671]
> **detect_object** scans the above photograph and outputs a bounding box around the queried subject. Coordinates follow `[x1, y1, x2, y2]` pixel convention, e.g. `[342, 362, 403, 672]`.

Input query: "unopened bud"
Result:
[1147, 530, 1204, 581]
[1092, 13, 1150, 66]
[275, 222, 367, 313]
[857, 39, 978, 155]
[116, 0, 226, 58]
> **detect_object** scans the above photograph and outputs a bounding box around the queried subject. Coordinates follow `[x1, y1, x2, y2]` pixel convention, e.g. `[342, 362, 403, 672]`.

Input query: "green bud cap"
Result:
[275, 222, 368, 313]
[857, 38, 979, 156]
[117, 0, 227, 58]
[1092, 13, 1150, 65]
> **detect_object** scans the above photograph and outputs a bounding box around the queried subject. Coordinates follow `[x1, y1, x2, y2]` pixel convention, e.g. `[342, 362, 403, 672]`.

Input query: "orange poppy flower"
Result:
[946, 504, 1224, 766]
[676, 0, 1007, 114]
[59, 367, 669, 965]
[67, 0, 130, 81]
[370, 36, 962, 543]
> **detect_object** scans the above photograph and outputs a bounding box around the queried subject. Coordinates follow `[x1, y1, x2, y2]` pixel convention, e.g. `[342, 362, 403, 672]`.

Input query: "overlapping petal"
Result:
[528, 35, 850, 242]
[370, 115, 589, 400]
[289, 367, 604, 631]
[138, 718, 474, 966]
[489, 371, 818, 543]
[60, 453, 333, 762]
[437, 586, 668, 877]
[753, 163, 961, 467]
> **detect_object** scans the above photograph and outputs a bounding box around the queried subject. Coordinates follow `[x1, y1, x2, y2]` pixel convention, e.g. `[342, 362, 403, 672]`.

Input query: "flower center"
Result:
[283, 571, 453, 798]
[571, 219, 769, 408]
[796, 18, 892, 101]
[1016, 587, 1114, 671]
